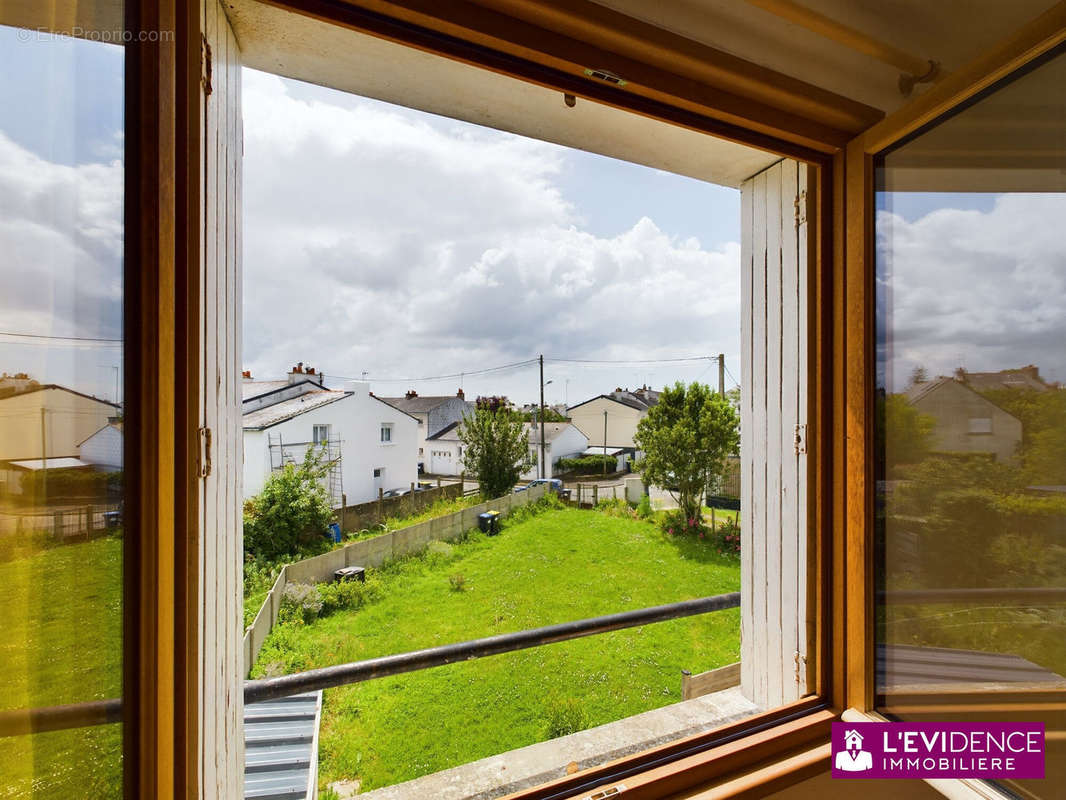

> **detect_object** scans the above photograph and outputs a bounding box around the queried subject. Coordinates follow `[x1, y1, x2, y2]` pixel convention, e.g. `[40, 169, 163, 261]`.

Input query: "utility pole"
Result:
[539, 354, 546, 479]
[718, 353, 726, 397]
[40, 407, 47, 501]
[603, 409, 608, 476]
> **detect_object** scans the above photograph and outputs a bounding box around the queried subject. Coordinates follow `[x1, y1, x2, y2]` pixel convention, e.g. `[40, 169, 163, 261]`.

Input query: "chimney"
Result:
[288, 361, 323, 385]
[242, 370, 253, 382]
[405, 389, 419, 399]
[1020, 365, 1040, 381]
[456, 388, 465, 400]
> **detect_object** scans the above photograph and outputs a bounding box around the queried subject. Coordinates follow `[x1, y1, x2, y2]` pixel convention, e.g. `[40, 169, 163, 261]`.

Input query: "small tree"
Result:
[634, 382, 739, 523]
[458, 398, 533, 499]
[244, 446, 334, 559]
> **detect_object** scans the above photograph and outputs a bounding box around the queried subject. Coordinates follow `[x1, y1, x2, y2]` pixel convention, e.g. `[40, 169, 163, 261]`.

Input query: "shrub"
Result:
[278, 582, 323, 625]
[244, 447, 335, 560]
[503, 491, 564, 528]
[635, 493, 653, 519]
[659, 509, 707, 538]
[557, 455, 617, 474]
[709, 517, 741, 557]
[449, 573, 467, 592]
[544, 697, 590, 739]
[318, 579, 366, 615]
[595, 497, 635, 518]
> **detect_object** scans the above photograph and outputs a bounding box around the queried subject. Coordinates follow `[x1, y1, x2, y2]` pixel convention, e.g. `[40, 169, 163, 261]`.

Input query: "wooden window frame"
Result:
[122, 0, 1066, 798]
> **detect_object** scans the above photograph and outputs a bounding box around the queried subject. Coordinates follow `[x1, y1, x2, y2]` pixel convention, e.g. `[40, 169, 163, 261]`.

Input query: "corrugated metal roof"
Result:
[5, 456, 92, 470]
[244, 691, 322, 800]
[242, 391, 349, 430]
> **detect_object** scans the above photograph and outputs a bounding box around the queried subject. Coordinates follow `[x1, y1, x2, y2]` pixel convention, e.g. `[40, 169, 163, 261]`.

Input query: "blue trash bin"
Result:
[328, 522, 342, 543]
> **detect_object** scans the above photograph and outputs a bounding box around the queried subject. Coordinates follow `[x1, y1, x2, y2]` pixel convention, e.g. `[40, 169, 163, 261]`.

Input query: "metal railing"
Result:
[0, 592, 740, 737]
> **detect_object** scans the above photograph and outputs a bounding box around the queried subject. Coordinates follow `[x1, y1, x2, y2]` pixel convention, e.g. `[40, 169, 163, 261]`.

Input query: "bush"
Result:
[659, 509, 707, 539]
[708, 517, 741, 557]
[544, 697, 590, 739]
[278, 582, 323, 625]
[502, 491, 565, 528]
[635, 493, 653, 519]
[244, 447, 335, 560]
[556, 455, 618, 474]
[595, 497, 636, 519]
[449, 573, 467, 592]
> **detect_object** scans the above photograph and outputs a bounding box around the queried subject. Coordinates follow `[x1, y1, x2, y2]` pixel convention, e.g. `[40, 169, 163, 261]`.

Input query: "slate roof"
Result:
[241, 390, 350, 430]
[242, 380, 296, 400]
[568, 389, 659, 413]
[425, 421, 461, 442]
[379, 395, 467, 414]
[962, 368, 1052, 393]
[523, 422, 578, 444]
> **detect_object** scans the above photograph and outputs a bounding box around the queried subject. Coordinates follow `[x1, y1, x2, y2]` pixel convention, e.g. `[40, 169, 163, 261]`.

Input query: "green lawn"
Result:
[252, 506, 741, 792]
[0, 535, 123, 800]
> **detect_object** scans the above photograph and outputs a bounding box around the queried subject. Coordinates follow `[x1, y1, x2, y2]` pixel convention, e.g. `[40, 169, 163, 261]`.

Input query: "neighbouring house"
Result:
[522, 422, 589, 480]
[958, 364, 1056, 393]
[567, 386, 660, 453]
[423, 421, 465, 476]
[242, 366, 419, 506]
[0, 456, 95, 499]
[379, 389, 474, 473]
[78, 419, 124, 471]
[0, 384, 120, 462]
[906, 377, 1022, 462]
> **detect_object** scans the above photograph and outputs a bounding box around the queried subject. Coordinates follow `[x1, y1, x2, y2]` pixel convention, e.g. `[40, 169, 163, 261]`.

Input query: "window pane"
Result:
[876, 47, 1066, 799]
[0, 15, 125, 799]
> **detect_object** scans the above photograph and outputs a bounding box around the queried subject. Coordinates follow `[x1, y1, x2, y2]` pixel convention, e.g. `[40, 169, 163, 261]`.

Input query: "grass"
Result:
[243, 492, 483, 627]
[252, 505, 741, 792]
[0, 535, 123, 800]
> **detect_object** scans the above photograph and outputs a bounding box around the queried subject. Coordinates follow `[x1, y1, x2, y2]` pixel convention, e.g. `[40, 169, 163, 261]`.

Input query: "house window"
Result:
[373, 468, 382, 478]
[875, 48, 1065, 800]
[418, 447, 423, 455]
[313, 423, 331, 444]
[380, 424, 392, 443]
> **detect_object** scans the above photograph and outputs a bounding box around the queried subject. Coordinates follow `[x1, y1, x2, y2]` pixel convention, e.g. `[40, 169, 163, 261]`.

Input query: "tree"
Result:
[879, 392, 936, 471]
[243, 446, 335, 559]
[634, 382, 739, 523]
[458, 398, 533, 499]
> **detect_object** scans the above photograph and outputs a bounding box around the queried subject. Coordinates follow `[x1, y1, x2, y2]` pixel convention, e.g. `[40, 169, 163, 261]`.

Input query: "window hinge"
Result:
[201, 33, 213, 96]
[198, 426, 212, 478]
[793, 190, 807, 229]
[793, 423, 807, 455]
[794, 651, 807, 683]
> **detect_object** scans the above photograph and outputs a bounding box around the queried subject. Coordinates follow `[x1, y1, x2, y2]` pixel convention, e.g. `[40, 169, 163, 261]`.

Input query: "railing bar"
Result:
[0, 698, 122, 738]
[244, 593, 741, 704]
[879, 588, 1066, 604]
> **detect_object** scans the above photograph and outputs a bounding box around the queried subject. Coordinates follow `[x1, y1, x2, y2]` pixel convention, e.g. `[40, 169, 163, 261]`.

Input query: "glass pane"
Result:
[0, 14, 125, 799]
[876, 47, 1066, 799]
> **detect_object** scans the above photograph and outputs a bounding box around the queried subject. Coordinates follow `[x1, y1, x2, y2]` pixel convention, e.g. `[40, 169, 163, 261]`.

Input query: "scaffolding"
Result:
[267, 432, 344, 508]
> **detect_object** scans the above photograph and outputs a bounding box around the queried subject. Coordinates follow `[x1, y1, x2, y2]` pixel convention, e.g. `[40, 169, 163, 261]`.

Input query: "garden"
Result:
[251, 497, 742, 792]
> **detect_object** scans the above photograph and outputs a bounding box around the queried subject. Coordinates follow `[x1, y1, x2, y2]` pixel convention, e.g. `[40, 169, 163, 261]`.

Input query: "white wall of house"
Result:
[523, 424, 589, 480]
[243, 387, 419, 504]
[427, 438, 464, 476]
[79, 424, 123, 470]
[0, 387, 118, 461]
[568, 397, 645, 450]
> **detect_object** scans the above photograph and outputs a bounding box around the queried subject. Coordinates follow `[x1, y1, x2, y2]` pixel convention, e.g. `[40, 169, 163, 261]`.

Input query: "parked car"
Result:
[381, 487, 406, 498]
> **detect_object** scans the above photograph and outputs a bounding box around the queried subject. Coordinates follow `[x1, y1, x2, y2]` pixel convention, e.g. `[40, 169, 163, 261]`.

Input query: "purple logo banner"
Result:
[831, 722, 1045, 780]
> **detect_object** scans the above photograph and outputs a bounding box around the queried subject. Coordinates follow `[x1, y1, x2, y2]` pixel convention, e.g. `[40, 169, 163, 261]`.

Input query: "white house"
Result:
[423, 421, 465, 476]
[242, 368, 419, 506]
[379, 390, 474, 472]
[522, 422, 588, 480]
[78, 421, 124, 471]
[567, 386, 659, 453]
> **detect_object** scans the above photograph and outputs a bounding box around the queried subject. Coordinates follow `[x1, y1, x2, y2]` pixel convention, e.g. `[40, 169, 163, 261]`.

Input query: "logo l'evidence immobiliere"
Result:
[831, 722, 1045, 780]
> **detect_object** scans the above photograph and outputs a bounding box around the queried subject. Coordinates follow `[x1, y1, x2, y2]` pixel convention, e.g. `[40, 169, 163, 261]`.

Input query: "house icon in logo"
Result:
[835, 729, 873, 772]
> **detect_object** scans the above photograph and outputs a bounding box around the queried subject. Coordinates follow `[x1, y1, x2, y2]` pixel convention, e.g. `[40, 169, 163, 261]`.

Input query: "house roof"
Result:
[426, 421, 461, 442]
[379, 395, 467, 414]
[905, 377, 1020, 420]
[568, 390, 659, 413]
[523, 422, 581, 444]
[961, 368, 1052, 393]
[241, 380, 289, 400]
[241, 390, 351, 430]
[77, 421, 123, 448]
[0, 383, 119, 409]
[4, 456, 92, 471]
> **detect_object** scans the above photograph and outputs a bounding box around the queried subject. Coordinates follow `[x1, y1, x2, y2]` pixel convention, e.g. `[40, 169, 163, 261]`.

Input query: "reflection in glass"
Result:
[876, 47, 1065, 799]
[0, 17, 124, 800]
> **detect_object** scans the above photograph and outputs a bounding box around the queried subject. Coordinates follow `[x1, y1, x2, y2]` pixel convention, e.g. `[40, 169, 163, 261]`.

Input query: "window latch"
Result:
[198, 426, 212, 478]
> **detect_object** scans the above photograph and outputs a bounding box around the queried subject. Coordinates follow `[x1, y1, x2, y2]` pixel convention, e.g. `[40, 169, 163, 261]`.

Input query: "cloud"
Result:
[877, 194, 1066, 389]
[242, 71, 740, 401]
[0, 130, 123, 340]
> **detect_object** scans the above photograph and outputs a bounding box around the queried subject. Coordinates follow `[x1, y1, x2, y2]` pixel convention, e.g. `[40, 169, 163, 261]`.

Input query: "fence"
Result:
[0, 504, 121, 542]
[336, 481, 463, 532]
[244, 484, 547, 672]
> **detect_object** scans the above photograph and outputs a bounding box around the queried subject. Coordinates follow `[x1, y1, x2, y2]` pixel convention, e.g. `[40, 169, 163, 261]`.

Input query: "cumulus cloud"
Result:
[242, 71, 740, 401]
[0, 130, 123, 340]
[877, 194, 1066, 389]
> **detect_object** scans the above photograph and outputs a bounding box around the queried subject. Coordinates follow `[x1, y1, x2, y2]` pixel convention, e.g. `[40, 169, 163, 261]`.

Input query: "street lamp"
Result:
[540, 376, 553, 479]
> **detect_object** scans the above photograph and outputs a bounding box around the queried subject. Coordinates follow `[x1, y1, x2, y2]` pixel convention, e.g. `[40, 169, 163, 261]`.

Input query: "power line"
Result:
[330, 358, 539, 384]
[0, 331, 122, 344]
[724, 363, 740, 388]
[547, 356, 714, 365]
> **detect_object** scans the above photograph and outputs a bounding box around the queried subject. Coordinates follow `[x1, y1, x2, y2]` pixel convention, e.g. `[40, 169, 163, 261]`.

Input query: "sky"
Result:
[1, 24, 1063, 407]
[240, 69, 741, 406]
